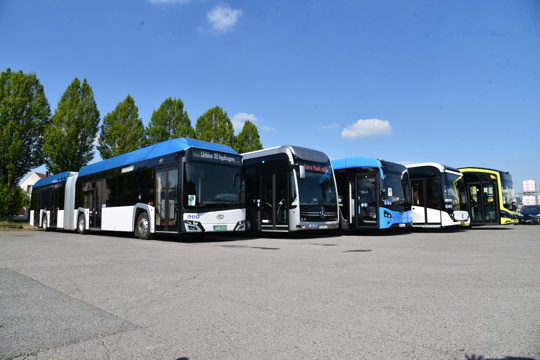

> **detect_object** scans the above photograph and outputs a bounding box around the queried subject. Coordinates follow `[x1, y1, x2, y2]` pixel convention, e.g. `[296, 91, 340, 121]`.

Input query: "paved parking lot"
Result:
[1, 226, 539, 360]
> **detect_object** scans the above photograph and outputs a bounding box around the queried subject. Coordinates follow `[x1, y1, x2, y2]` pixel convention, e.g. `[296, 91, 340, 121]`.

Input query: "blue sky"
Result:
[1, 0, 539, 193]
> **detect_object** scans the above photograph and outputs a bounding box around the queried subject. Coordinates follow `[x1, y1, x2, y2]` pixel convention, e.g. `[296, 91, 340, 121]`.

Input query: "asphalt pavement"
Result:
[1, 225, 539, 360]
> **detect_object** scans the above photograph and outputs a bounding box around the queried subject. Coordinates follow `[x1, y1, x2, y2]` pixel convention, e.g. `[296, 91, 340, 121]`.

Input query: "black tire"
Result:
[190, 232, 206, 240]
[42, 215, 48, 231]
[77, 213, 87, 234]
[330, 225, 343, 236]
[136, 212, 154, 240]
[245, 212, 257, 238]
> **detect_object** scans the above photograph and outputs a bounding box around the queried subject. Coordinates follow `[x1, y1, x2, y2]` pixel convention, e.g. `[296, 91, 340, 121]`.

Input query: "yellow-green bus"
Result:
[458, 167, 518, 226]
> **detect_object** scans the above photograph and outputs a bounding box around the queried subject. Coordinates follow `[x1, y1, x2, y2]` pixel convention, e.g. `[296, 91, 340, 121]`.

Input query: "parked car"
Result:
[518, 205, 540, 224]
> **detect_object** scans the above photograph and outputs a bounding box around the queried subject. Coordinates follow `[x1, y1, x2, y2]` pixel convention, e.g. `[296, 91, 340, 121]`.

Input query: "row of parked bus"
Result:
[30, 138, 518, 240]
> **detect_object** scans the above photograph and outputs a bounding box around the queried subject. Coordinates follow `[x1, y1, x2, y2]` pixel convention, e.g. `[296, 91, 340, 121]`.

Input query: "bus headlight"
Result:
[184, 220, 202, 232]
[234, 220, 246, 231]
[384, 211, 392, 218]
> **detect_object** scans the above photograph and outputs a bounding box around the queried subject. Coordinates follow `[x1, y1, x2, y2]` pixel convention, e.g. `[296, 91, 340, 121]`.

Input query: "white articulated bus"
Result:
[31, 138, 245, 239]
[242, 145, 339, 234]
[406, 163, 469, 229]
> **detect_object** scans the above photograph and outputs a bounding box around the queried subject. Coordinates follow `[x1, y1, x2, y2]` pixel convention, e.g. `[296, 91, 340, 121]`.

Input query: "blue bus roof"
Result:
[332, 157, 382, 170]
[79, 138, 238, 178]
[33, 171, 72, 189]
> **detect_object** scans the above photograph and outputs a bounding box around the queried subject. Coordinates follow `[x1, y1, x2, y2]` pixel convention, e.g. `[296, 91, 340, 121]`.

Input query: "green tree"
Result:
[0, 183, 26, 219]
[0, 68, 51, 187]
[234, 120, 263, 153]
[97, 95, 146, 159]
[147, 97, 194, 145]
[42, 78, 100, 173]
[194, 106, 234, 146]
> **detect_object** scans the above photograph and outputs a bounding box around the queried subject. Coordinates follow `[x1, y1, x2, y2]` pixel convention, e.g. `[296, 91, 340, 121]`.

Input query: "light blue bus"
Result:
[332, 157, 413, 231]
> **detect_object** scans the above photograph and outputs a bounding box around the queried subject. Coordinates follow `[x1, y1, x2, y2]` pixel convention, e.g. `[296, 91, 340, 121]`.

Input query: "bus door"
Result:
[260, 173, 288, 231]
[156, 166, 179, 232]
[352, 173, 378, 228]
[42, 188, 58, 228]
[50, 187, 59, 228]
[412, 177, 442, 225]
[82, 181, 101, 229]
[468, 183, 498, 224]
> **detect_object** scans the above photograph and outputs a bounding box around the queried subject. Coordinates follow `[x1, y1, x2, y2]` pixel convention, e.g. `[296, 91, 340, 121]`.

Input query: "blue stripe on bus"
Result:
[78, 138, 238, 178]
[33, 171, 72, 189]
[332, 157, 382, 170]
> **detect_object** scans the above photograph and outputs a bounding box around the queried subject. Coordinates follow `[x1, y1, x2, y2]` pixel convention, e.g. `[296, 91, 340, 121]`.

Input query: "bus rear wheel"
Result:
[42, 215, 48, 231]
[136, 212, 154, 240]
[77, 214, 87, 234]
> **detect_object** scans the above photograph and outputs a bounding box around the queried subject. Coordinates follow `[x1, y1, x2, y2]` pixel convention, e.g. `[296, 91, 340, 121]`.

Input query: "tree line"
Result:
[0, 68, 262, 218]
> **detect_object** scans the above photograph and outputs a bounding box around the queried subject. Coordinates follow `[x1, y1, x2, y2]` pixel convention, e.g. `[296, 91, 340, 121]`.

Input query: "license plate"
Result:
[399, 223, 406, 228]
[214, 225, 227, 231]
[319, 225, 328, 229]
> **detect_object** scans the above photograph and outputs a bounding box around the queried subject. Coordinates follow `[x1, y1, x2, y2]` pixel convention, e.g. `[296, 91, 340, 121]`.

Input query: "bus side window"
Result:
[412, 182, 422, 206]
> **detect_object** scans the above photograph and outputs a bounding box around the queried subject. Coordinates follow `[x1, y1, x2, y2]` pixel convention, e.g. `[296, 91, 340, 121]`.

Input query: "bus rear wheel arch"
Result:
[136, 212, 154, 240]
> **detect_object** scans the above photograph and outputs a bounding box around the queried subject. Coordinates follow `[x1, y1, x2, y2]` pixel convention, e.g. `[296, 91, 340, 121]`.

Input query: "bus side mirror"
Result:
[298, 165, 306, 179]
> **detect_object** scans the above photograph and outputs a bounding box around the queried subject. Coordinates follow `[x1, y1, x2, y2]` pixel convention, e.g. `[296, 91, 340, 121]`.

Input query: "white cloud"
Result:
[232, 112, 257, 131]
[231, 112, 274, 132]
[321, 123, 342, 130]
[206, 4, 243, 33]
[341, 119, 392, 139]
[148, 0, 190, 4]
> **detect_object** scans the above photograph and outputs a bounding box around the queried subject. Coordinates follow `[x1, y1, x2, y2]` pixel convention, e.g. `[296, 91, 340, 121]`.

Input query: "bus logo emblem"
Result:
[320, 209, 326, 218]
[217, 214, 224, 220]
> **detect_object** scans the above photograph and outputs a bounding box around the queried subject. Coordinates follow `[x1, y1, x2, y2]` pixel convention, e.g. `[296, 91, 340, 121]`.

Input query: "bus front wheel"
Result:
[190, 232, 205, 240]
[77, 214, 87, 234]
[245, 213, 257, 237]
[136, 212, 154, 240]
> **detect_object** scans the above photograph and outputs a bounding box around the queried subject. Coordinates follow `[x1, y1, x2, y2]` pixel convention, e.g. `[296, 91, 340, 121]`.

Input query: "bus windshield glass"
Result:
[381, 162, 412, 211]
[442, 172, 466, 213]
[296, 162, 338, 215]
[184, 162, 242, 209]
[500, 172, 515, 209]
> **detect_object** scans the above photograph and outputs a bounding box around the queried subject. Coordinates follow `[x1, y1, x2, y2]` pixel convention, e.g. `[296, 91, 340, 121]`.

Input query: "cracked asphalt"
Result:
[1, 226, 539, 360]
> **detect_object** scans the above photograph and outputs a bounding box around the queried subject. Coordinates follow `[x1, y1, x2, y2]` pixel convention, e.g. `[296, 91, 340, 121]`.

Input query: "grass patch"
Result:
[0, 219, 31, 230]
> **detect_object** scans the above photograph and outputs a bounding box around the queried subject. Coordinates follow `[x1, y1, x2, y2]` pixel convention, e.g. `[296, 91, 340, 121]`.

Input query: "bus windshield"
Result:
[500, 172, 515, 209]
[297, 163, 338, 215]
[184, 162, 242, 209]
[381, 162, 412, 211]
[442, 172, 466, 213]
